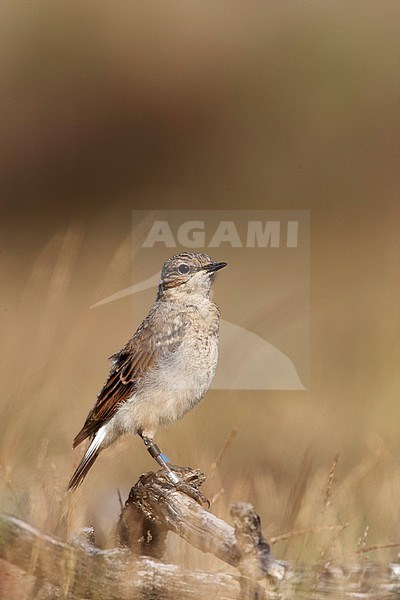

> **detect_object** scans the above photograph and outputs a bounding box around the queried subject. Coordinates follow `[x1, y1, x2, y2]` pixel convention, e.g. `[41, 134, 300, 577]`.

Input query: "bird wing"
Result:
[73, 311, 185, 448]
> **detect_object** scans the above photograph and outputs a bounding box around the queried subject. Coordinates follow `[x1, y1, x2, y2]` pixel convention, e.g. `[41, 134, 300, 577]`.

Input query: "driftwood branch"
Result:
[0, 512, 253, 600]
[0, 467, 284, 599]
[2, 467, 400, 599]
[0, 468, 400, 600]
[116, 466, 285, 581]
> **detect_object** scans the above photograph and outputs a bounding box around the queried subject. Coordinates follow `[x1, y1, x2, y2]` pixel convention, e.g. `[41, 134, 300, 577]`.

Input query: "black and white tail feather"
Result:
[67, 427, 106, 491]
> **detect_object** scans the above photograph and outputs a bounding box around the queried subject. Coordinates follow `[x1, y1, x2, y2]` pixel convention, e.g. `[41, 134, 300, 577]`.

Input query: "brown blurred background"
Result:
[1, 0, 399, 575]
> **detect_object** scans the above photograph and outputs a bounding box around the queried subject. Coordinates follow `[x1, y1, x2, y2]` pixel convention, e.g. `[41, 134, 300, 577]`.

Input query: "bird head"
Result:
[158, 252, 227, 298]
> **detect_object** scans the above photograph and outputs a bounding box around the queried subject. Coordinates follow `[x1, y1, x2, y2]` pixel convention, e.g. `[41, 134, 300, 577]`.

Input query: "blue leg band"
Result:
[160, 453, 169, 464]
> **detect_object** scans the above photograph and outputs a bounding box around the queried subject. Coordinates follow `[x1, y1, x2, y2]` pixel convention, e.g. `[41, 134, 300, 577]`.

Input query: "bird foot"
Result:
[139, 436, 209, 506]
[162, 465, 210, 507]
[174, 479, 210, 507]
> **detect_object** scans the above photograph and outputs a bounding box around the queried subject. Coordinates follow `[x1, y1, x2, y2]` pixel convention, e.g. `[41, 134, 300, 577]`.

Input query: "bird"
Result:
[68, 252, 227, 492]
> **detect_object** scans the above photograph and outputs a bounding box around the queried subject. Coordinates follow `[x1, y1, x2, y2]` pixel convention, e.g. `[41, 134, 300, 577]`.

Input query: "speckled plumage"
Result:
[68, 252, 226, 490]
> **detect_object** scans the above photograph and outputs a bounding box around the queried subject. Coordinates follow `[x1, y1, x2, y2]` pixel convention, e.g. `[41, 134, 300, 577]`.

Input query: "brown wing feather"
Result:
[73, 312, 184, 448]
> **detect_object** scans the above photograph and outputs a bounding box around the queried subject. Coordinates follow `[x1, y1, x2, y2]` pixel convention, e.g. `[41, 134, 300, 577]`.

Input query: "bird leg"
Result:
[139, 433, 209, 506]
[140, 434, 180, 485]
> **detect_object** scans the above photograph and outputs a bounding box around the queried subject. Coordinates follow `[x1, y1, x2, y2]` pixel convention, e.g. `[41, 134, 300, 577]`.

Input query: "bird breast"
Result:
[116, 298, 220, 434]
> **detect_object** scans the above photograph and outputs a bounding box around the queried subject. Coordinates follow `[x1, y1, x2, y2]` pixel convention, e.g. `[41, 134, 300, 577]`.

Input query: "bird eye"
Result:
[178, 263, 190, 274]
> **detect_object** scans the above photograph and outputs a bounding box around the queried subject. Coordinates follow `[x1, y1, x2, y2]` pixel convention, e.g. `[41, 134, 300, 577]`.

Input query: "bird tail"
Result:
[67, 427, 106, 491]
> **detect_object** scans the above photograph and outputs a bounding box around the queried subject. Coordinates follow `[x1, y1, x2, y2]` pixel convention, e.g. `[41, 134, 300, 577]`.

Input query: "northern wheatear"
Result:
[68, 252, 227, 493]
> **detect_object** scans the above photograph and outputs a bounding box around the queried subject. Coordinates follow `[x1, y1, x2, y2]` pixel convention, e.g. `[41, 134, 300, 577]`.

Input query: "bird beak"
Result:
[203, 261, 228, 273]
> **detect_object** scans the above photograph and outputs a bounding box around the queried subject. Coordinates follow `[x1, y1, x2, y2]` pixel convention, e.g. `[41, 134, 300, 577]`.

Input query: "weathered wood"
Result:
[231, 502, 285, 580]
[0, 512, 271, 599]
[0, 468, 284, 600]
[116, 466, 285, 580]
[2, 464, 400, 600]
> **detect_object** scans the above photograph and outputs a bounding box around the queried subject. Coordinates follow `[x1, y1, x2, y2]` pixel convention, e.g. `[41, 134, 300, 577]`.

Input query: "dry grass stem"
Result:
[355, 542, 400, 555]
[210, 424, 241, 476]
[324, 454, 339, 507]
[209, 488, 225, 506]
[270, 524, 347, 545]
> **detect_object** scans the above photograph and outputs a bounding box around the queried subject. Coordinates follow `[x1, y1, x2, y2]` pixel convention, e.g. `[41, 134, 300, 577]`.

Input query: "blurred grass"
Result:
[0, 0, 399, 597]
[1, 224, 399, 572]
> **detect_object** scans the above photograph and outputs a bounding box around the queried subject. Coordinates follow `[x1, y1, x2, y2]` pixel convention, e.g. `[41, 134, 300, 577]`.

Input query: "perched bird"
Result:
[68, 252, 227, 492]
